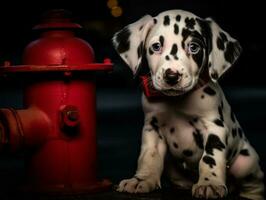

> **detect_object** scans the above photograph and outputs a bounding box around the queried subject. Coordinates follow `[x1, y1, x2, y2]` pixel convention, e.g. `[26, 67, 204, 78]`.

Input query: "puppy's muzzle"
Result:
[163, 69, 183, 86]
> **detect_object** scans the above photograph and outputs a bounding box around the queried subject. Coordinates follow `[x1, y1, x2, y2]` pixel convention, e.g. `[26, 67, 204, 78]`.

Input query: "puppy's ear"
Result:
[112, 15, 154, 75]
[205, 18, 242, 82]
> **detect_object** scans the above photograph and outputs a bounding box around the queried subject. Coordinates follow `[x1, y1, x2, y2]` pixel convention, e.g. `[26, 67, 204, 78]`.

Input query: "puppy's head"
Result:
[113, 10, 241, 96]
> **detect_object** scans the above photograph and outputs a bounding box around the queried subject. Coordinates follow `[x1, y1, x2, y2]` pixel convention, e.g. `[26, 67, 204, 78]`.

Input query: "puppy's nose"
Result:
[163, 69, 182, 86]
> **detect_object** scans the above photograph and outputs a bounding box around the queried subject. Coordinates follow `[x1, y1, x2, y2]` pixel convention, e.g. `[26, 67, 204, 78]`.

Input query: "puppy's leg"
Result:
[117, 115, 167, 193]
[165, 157, 194, 190]
[229, 142, 264, 200]
[192, 120, 228, 199]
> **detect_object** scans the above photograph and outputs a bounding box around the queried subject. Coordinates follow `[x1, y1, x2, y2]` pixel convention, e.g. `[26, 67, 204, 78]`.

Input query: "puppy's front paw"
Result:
[192, 181, 228, 199]
[116, 176, 159, 193]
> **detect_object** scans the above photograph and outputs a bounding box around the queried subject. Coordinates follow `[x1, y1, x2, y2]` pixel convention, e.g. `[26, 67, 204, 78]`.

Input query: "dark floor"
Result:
[1, 187, 241, 200]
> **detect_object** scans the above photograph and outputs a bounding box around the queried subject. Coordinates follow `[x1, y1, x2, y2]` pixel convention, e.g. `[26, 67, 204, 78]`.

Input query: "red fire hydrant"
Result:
[0, 10, 112, 193]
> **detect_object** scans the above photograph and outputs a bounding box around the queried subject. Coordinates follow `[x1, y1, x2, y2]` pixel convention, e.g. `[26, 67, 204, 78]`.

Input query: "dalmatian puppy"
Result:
[112, 10, 264, 199]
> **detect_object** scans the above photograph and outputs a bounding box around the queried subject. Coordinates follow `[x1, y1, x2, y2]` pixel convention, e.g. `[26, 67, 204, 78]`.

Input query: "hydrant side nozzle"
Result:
[0, 107, 51, 153]
[16, 107, 51, 148]
[0, 119, 8, 151]
[0, 108, 23, 152]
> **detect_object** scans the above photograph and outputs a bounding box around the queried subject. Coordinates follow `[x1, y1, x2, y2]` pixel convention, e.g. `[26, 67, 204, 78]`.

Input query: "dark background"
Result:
[0, 0, 265, 199]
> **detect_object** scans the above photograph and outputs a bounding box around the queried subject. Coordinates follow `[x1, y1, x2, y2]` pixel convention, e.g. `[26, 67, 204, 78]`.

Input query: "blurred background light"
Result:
[107, 0, 118, 9]
[111, 6, 123, 17]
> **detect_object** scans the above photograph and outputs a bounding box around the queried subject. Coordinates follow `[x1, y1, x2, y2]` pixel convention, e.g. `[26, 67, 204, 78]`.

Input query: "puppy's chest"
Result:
[161, 117, 204, 167]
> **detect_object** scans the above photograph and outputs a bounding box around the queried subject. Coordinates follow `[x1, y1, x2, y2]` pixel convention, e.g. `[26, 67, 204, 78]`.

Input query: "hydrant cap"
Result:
[22, 9, 95, 66]
[0, 9, 112, 75]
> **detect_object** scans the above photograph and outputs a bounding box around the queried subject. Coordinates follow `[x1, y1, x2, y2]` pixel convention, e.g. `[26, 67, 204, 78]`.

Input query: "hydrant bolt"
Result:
[67, 110, 79, 122]
[60, 105, 80, 130]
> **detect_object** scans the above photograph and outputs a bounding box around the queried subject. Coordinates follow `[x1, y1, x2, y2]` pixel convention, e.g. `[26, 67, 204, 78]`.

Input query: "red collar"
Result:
[140, 70, 209, 100]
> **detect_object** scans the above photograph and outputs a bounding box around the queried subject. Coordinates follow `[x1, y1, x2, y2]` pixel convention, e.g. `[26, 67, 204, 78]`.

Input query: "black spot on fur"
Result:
[238, 128, 243, 138]
[231, 110, 236, 123]
[212, 172, 217, 177]
[180, 29, 198, 40]
[182, 42, 185, 50]
[137, 48, 147, 71]
[164, 15, 170, 26]
[185, 17, 196, 29]
[173, 142, 178, 148]
[192, 48, 204, 68]
[159, 135, 163, 139]
[224, 41, 241, 63]
[217, 32, 228, 50]
[205, 177, 209, 181]
[218, 105, 224, 121]
[159, 35, 165, 47]
[174, 24, 179, 35]
[220, 101, 224, 109]
[193, 118, 198, 123]
[181, 28, 192, 49]
[217, 37, 225, 50]
[115, 27, 131, 53]
[211, 72, 219, 80]
[203, 155, 216, 168]
[139, 25, 143, 31]
[165, 55, 170, 60]
[214, 119, 224, 127]
[149, 47, 154, 55]
[170, 127, 175, 134]
[176, 15, 181, 22]
[220, 32, 228, 42]
[205, 134, 225, 155]
[153, 18, 157, 24]
[193, 130, 204, 149]
[150, 117, 159, 132]
[201, 95, 205, 99]
[225, 134, 229, 146]
[183, 150, 193, 157]
[196, 18, 213, 56]
[137, 41, 144, 58]
[189, 121, 194, 126]
[240, 149, 250, 156]
[232, 128, 237, 137]
[227, 148, 232, 160]
[170, 44, 178, 59]
[203, 86, 216, 95]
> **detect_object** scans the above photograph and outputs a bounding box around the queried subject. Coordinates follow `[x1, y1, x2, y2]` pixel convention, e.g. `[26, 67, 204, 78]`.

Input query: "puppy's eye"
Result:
[151, 42, 162, 52]
[187, 42, 201, 54]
